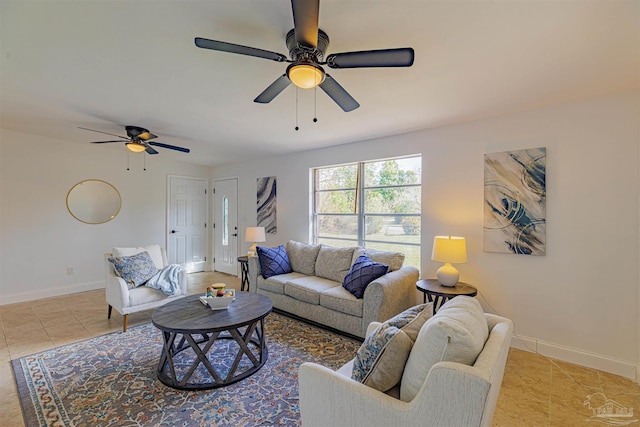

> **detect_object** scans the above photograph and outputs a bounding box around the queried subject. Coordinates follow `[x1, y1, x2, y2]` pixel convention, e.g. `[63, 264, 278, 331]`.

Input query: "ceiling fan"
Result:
[195, 0, 414, 112]
[79, 126, 190, 154]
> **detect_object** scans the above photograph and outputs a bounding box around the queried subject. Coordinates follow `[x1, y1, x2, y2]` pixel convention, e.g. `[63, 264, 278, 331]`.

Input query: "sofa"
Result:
[248, 240, 419, 338]
[299, 296, 514, 427]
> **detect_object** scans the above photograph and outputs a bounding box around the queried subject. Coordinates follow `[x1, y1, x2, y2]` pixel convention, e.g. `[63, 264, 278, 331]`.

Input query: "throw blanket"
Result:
[145, 264, 184, 295]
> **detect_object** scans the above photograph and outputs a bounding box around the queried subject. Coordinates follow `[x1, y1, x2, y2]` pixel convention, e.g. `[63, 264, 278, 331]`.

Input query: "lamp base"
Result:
[436, 263, 459, 287]
[248, 243, 257, 257]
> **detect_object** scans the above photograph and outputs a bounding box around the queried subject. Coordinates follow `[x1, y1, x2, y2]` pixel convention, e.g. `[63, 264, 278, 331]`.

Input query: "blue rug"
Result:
[12, 313, 361, 426]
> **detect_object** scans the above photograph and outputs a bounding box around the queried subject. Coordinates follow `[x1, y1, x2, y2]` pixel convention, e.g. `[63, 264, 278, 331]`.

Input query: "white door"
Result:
[213, 178, 238, 275]
[168, 176, 207, 272]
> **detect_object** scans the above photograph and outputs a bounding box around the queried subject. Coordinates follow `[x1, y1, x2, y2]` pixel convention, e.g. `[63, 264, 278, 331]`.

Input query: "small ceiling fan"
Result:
[195, 0, 414, 112]
[79, 126, 190, 154]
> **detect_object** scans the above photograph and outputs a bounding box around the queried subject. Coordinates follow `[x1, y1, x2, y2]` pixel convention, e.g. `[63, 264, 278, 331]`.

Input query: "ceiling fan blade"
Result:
[78, 126, 128, 140]
[291, 0, 319, 48]
[195, 37, 288, 62]
[326, 48, 415, 69]
[254, 74, 292, 104]
[319, 74, 360, 112]
[90, 140, 128, 144]
[148, 141, 191, 153]
[145, 146, 159, 155]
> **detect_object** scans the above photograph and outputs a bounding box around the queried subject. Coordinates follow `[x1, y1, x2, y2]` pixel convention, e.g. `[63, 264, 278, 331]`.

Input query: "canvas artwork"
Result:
[484, 147, 546, 255]
[257, 176, 277, 234]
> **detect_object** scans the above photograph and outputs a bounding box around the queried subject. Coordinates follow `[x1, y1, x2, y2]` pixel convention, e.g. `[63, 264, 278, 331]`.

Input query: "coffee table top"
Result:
[152, 292, 272, 334]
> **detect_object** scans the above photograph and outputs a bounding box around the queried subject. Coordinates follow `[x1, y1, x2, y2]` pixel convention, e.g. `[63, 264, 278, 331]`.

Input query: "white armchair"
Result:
[105, 244, 188, 332]
[299, 312, 513, 427]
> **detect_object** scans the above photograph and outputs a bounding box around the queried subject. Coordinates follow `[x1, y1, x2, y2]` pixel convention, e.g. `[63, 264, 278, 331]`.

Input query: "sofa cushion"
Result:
[284, 276, 340, 305]
[400, 296, 489, 402]
[315, 246, 355, 283]
[257, 245, 293, 279]
[286, 240, 321, 276]
[352, 247, 404, 272]
[342, 254, 389, 298]
[112, 244, 164, 270]
[260, 272, 306, 295]
[351, 304, 430, 392]
[108, 251, 158, 289]
[320, 286, 364, 317]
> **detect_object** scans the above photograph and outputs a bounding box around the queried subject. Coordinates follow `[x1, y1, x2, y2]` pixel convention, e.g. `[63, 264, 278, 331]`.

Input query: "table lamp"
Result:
[431, 236, 467, 287]
[245, 226, 266, 256]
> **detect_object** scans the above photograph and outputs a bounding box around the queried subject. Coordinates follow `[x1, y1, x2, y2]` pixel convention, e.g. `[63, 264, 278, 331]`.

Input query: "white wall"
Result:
[212, 91, 640, 379]
[0, 129, 210, 304]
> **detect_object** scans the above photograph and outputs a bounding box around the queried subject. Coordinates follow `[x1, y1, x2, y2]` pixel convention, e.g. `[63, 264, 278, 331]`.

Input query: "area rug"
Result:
[12, 313, 361, 427]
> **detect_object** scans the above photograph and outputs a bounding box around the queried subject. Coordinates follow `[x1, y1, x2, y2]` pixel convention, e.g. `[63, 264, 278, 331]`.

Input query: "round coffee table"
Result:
[151, 292, 272, 390]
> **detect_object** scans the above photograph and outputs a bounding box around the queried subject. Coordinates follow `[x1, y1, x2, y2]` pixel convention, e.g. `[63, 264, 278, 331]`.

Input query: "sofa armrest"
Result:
[248, 255, 260, 293]
[299, 362, 416, 427]
[361, 266, 419, 333]
[104, 254, 130, 312]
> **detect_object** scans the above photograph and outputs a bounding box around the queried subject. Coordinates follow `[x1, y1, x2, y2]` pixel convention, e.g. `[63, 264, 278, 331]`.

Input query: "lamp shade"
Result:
[431, 236, 467, 264]
[245, 227, 266, 243]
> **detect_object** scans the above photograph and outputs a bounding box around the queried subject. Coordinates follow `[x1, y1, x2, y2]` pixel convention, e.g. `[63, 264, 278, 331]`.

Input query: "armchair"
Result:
[105, 244, 188, 332]
[299, 313, 513, 427]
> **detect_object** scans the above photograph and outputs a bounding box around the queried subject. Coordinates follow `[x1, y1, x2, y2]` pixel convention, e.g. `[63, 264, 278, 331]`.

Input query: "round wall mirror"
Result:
[66, 179, 121, 224]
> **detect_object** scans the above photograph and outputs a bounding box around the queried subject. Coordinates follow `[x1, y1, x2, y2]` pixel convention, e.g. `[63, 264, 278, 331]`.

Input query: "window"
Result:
[313, 155, 421, 268]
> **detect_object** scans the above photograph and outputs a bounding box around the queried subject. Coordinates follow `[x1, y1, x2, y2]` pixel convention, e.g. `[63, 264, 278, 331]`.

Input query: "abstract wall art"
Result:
[484, 147, 546, 255]
[257, 176, 277, 234]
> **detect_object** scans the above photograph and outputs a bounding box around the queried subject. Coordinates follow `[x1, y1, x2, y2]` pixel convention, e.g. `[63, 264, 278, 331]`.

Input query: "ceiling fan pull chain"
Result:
[127, 151, 130, 171]
[313, 85, 318, 123]
[295, 87, 300, 131]
[143, 152, 147, 171]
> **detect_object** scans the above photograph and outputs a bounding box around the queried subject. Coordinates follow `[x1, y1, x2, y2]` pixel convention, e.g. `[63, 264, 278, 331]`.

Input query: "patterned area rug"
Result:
[12, 313, 361, 426]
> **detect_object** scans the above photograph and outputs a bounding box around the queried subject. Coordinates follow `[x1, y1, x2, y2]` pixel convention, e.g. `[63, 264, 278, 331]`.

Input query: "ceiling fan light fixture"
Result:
[126, 142, 146, 153]
[287, 63, 325, 89]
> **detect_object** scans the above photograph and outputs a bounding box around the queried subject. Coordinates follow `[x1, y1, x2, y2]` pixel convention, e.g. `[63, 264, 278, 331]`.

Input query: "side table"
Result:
[237, 256, 249, 291]
[416, 279, 478, 315]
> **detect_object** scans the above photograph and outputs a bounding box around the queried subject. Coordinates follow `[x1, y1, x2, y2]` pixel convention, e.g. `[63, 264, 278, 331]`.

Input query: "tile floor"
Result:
[1, 272, 639, 426]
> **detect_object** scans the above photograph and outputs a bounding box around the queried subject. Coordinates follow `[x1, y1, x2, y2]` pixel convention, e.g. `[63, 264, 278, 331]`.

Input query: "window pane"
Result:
[364, 241, 420, 269]
[316, 190, 356, 214]
[222, 196, 229, 246]
[316, 214, 358, 239]
[365, 215, 421, 244]
[316, 164, 357, 190]
[317, 237, 358, 248]
[364, 187, 421, 214]
[365, 157, 421, 187]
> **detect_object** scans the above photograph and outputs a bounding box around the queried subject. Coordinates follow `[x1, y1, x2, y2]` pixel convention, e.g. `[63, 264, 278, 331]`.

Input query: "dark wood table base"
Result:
[157, 317, 267, 390]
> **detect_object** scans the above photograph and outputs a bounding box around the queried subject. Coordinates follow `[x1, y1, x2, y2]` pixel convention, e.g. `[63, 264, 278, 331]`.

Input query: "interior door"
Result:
[168, 176, 207, 272]
[213, 178, 238, 275]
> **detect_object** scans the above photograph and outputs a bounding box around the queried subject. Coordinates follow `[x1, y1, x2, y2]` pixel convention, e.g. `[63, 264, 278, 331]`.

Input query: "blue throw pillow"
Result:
[257, 245, 292, 279]
[108, 251, 158, 289]
[342, 254, 389, 298]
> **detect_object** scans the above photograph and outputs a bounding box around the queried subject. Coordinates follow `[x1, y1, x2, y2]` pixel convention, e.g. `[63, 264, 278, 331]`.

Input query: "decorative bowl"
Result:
[200, 289, 235, 310]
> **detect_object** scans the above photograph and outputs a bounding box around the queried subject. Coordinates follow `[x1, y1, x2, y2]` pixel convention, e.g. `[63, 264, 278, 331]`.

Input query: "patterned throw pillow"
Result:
[257, 245, 293, 279]
[108, 251, 159, 289]
[351, 304, 431, 392]
[342, 255, 389, 298]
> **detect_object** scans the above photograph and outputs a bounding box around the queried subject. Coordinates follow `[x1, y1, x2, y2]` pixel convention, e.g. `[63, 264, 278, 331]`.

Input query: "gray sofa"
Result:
[248, 240, 419, 338]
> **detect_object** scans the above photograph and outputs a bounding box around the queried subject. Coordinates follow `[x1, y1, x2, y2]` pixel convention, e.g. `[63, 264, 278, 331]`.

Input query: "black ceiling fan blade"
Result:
[326, 48, 415, 69]
[148, 141, 190, 153]
[195, 37, 288, 62]
[90, 140, 128, 144]
[319, 74, 360, 112]
[254, 74, 292, 104]
[78, 126, 129, 140]
[291, 0, 319, 48]
[145, 145, 159, 155]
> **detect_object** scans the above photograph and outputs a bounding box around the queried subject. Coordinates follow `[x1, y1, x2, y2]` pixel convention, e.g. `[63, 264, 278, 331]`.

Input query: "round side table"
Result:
[237, 256, 249, 291]
[416, 279, 478, 314]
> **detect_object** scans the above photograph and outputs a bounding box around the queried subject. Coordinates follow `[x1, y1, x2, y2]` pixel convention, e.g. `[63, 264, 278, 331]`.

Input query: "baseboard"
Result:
[511, 333, 638, 381]
[0, 281, 104, 305]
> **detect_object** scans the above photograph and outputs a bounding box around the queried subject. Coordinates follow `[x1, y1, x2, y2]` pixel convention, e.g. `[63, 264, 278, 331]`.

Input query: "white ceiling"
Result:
[1, 1, 638, 166]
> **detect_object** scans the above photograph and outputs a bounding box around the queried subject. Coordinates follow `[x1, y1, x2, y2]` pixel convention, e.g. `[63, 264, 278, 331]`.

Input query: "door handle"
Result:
[170, 230, 177, 234]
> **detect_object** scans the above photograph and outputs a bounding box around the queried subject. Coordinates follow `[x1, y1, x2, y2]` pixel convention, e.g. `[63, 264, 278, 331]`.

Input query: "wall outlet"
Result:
[66, 266, 74, 275]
